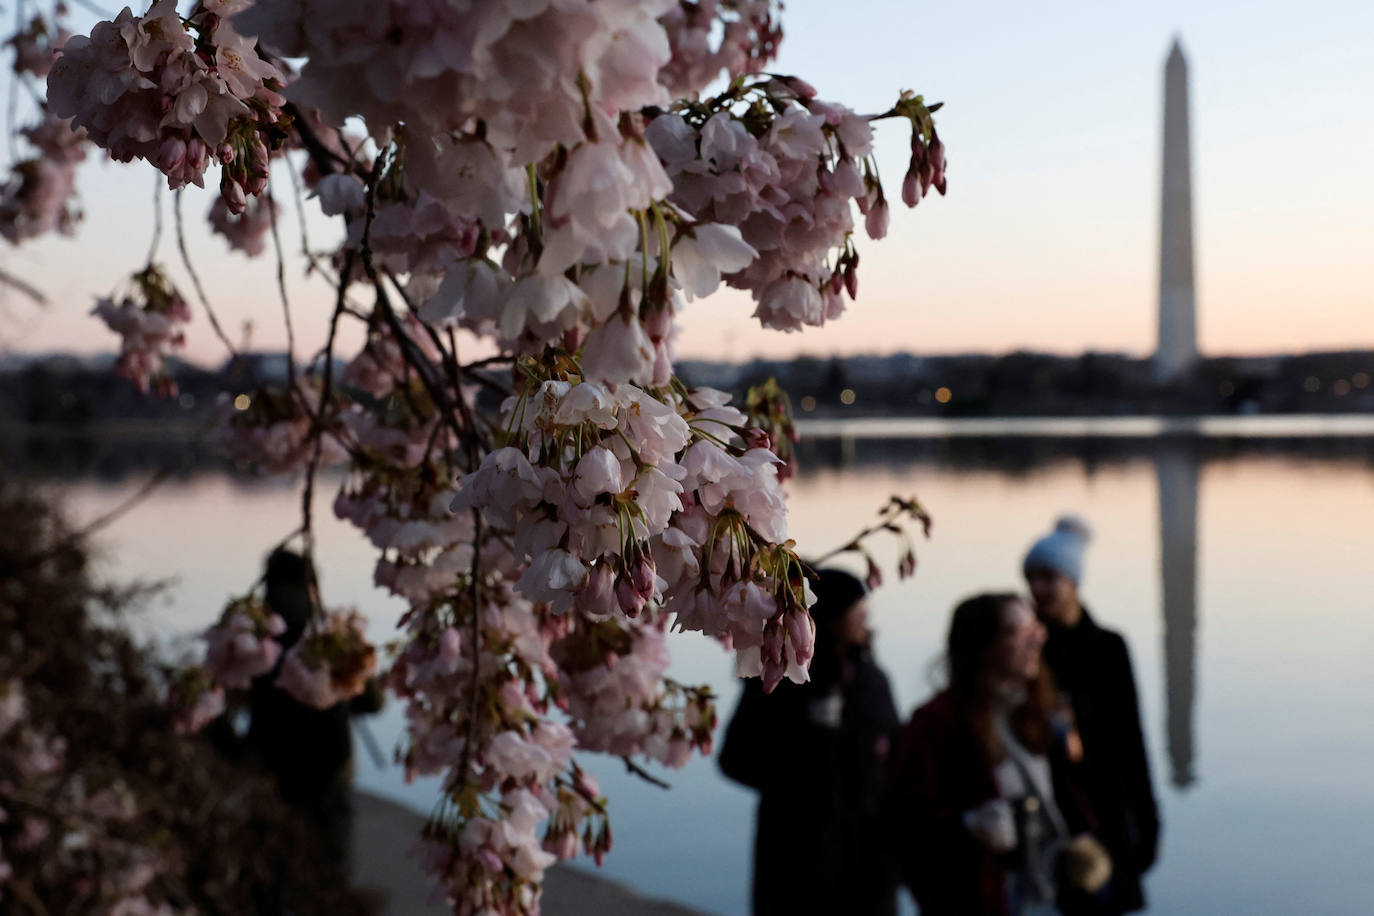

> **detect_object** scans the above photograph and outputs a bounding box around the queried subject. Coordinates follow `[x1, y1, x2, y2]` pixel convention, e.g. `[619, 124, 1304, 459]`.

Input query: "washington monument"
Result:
[1155, 38, 1197, 383]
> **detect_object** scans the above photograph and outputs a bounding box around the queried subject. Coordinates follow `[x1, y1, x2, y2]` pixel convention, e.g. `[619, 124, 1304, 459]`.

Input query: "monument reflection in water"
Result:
[1156, 443, 1198, 790]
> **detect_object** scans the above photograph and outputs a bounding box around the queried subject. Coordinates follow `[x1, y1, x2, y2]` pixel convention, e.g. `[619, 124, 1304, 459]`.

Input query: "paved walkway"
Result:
[352, 791, 710, 916]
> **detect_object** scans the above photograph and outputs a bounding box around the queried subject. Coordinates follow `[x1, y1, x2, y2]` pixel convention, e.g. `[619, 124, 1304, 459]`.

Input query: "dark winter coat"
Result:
[719, 647, 901, 916]
[887, 690, 1099, 916]
[1042, 608, 1160, 913]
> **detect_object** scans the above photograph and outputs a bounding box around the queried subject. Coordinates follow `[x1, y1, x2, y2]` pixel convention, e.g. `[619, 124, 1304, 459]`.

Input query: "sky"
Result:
[2, 0, 1371, 366]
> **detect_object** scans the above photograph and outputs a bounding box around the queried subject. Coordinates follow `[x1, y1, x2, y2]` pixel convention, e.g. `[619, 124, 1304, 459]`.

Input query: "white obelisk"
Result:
[1155, 38, 1197, 384]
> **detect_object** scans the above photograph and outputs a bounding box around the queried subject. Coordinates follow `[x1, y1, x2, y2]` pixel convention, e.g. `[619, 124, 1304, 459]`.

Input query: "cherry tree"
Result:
[1, 1, 943, 912]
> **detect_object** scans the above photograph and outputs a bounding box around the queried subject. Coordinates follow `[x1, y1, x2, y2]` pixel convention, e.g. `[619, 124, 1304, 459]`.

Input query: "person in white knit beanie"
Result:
[1022, 515, 1160, 915]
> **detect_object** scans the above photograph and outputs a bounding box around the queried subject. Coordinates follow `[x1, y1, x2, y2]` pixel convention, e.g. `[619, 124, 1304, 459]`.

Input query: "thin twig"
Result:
[0, 266, 47, 305]
[282, 101, 352, 174]
[266, 180, 294, 380]
[621, 756, 671, 790]
[175, 189, 237, 357]
[146, 174, 163, 265]
[300, 248, 354, 556]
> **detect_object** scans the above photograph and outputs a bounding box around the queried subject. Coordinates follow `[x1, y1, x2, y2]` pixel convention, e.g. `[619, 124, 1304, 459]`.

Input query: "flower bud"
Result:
[928, 132, 946, 177]
[216, 142, 235, 165]
[615, 576, 646, 618]
[865, 555, 883, 590]
[643, 304, 672, 343]
[156, 137, 186, 173]
[631, 554, 657, 600]
[544, 829, 579, 860]
[902, 169, 922, 208]
[186, 139, 208, 173]
[742, 427, 772, 451]
[864, 197, 889, 240]
[784, 606, 815, 667]
[577, 561, 616, 617]
[220, 175, 247, 215]
[762, 617, 784, 666]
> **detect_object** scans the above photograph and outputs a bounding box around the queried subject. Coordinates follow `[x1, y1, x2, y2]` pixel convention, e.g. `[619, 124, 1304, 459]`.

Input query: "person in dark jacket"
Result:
[1024, 517, 1161, 913]
[890, 592, 1109, 916]
[247, 548, 383, 868]
[719, 568, 901, 916]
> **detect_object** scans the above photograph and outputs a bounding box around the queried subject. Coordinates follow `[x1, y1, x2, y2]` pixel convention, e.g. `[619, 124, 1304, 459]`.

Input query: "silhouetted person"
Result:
[1023, 517, 1159, 913]
[719, 569, 900, 916]
[889, 593, 1109, 916]
[248, 549, 381, 868]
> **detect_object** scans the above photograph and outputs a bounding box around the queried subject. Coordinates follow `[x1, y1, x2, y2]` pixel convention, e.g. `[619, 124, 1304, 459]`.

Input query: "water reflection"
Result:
[17, 422, 1374, 915]
[1156, 444, 1199, 789]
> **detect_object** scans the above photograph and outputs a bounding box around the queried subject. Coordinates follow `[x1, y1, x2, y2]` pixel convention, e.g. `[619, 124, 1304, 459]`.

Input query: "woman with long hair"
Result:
[719, 567, 901, 916]
[889, 593, 1109, 916]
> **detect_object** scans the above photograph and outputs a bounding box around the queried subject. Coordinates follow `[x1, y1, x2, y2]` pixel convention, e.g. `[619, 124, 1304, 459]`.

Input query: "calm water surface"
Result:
[37, 425, 1374, 915]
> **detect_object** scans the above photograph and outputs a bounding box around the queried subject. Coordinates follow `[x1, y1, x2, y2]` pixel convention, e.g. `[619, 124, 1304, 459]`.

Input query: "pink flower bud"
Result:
[902, 169, 922, 208]
[643, 305, 672, 343]
[742, 427, 772, 450]
[578, 562, 616, 616]
[220, 177, 247, 215]
[928, 133, 946, 176]
[865, 556, 883, 591]
[616, 576, 646, 618]
[156, 137, 186, 173]
[631, 554, 656, 599]
[544, 829, 579, 860]
[785, 607, 814, 667]
[762, 617, 784, 666]
[216, 142, 235, 164]
[186, 139, 208, 173]
[844, 262, 859, 300]
[865, 197, 889, 240]
[761, 651, 786, 694]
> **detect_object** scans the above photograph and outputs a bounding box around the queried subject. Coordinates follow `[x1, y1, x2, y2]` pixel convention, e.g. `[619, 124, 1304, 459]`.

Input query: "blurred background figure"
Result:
[247, 548, 384, 868]
[890, 592, 1109, 916]
[719, 568, 900, 916]
[1024, 518, 1159, 913]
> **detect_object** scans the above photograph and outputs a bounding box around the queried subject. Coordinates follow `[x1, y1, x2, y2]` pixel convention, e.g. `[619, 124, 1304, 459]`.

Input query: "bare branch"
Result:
[175, 189, 237, 357]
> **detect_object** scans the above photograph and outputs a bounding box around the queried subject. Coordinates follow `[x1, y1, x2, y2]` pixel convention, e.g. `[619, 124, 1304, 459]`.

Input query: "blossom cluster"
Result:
[274, 608, 377, 709]
[202, 595, 286, 688]
[17, 0, 946, 912]
[46, 0, 286, 211]
[90, 265, 191, 396]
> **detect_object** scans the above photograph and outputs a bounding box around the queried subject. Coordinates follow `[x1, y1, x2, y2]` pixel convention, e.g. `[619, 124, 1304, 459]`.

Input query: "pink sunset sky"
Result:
[1, 0, 1370, 367]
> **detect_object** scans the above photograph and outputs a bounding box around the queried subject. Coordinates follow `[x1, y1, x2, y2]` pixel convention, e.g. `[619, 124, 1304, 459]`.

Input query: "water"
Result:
[30, 421, 1374, 915]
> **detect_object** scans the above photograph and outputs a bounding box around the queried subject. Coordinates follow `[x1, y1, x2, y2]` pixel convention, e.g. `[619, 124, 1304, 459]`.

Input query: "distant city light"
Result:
[935, 387, 952, 404]
[1303, 376, 1320, 393]
[1354, 372, 1370, 390]
[1334, 379, 1351, 396]
[839, 388, 856, 405]
[1218, 381, 1235, 397]
[800, 395, 817, 412]
[234, 394, 252, 410]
